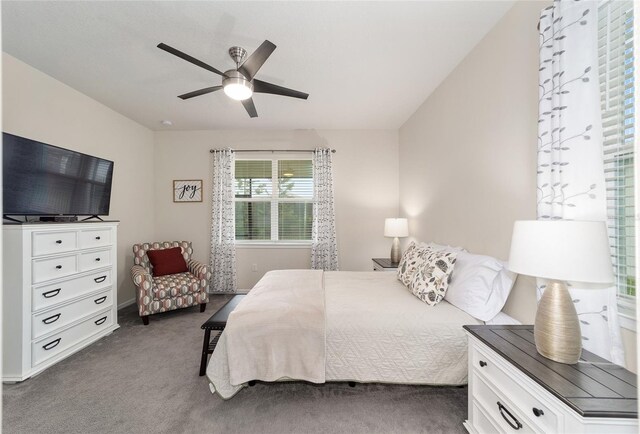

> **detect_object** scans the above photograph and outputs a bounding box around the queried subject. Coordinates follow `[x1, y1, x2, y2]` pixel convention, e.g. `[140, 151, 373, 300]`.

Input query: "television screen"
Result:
[3, 133, 114, 216]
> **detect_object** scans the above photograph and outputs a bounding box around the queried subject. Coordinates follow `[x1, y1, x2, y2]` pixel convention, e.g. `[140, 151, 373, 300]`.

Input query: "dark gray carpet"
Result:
[3, 295, 468, 433]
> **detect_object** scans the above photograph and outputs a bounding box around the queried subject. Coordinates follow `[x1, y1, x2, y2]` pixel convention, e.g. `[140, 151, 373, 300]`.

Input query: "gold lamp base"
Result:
[390, 237, 401, 263]
[534, 280, 582, 364]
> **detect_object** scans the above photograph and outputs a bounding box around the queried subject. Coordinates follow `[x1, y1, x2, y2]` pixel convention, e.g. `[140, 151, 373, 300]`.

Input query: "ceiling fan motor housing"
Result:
[223, 70, 253, 88]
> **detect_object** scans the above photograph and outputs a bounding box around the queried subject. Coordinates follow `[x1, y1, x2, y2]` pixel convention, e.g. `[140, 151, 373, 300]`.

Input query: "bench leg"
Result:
[200, 303, 207, 313]
[141, 316, 149, 326]
[199, 329, 212, 376]
[248, 380, 256, 387]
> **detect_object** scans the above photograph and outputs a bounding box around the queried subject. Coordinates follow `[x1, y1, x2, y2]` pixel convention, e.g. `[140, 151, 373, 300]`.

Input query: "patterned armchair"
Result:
[131, 241, 210, 325]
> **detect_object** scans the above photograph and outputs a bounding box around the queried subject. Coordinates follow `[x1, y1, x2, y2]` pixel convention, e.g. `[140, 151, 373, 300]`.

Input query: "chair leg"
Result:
[200, 303, 207, 313]
[141, 315, 149, 326]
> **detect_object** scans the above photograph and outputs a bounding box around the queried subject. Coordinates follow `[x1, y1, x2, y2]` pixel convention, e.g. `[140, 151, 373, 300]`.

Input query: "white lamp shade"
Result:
[508, 220, 614, 284]
[384, 218, 409, 238]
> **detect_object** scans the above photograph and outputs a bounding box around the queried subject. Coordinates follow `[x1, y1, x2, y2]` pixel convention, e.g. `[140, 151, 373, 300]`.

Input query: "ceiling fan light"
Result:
[223, 83, 252, 101]
[222, 73, 253, 101]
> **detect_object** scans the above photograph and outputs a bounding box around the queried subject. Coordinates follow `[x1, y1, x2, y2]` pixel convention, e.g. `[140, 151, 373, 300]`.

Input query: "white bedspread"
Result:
[225, 269, 325, 386]
[207, 270, 482, 399]
[325, 271, 481, 384]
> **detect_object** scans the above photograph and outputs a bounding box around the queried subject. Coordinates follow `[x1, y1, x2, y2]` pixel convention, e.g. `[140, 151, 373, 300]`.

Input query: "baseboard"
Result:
[117, 298, 136, 310]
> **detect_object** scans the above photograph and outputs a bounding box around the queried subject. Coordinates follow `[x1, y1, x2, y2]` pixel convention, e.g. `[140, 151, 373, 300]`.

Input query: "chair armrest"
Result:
[131, 265, 153, 294]
[188, 259, 211, 281]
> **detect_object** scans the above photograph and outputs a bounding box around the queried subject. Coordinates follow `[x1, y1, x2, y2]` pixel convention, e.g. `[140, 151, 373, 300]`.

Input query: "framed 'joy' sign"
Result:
[173, 180, 203, 202]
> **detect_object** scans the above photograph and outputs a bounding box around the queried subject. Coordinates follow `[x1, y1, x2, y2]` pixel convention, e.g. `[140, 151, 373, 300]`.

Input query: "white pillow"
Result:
[444, 251, 516, 321]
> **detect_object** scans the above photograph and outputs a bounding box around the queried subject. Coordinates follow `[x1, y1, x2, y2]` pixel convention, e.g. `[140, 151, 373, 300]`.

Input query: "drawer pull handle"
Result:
[94, 316, 107, 326]
[95, 257, 101, 262]
[94, 276, 107, 284]
[42, 288, 61, 298]
[532, 408, 544, 417]
[94, 296, 107, 305]
[497, 401, 522, 430]
[43, 338, 62, 351]
[95, 236, 101, 240]
[479, 360, 487, 368]
[55, 265, 63, 269]
[42, 313, 62, 324]
[55, 240, 63, 244]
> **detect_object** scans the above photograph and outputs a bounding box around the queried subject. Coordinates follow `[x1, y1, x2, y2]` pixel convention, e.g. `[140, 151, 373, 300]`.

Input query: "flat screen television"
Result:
[3, 132, 114, 217]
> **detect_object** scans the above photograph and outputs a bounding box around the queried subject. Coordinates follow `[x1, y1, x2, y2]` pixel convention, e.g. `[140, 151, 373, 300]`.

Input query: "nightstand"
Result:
[463, 325, 638, 433]
[372, 258, 398, 271]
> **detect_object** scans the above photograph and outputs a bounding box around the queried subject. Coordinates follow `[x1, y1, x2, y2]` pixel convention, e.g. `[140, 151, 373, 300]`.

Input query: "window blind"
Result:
[277, 160, 313, 240]
[235, 160, 272, 240]
[235, 159, 313, 241]
[598, 0, 636, 312]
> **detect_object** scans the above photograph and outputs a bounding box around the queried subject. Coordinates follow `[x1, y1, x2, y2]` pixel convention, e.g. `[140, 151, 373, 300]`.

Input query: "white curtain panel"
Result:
[537, 0, 624, 364]
[210, 149, 237, 292]
[311, 148, 339, 270]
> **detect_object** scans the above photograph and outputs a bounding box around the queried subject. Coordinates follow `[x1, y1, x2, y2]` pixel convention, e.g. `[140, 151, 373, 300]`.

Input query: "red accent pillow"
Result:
[146, 247, 188, 277]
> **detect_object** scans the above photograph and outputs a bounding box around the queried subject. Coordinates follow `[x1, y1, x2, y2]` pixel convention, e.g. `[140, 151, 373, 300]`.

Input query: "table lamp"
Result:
[384, 218, 409, 263]
[508, 220, 614, 364]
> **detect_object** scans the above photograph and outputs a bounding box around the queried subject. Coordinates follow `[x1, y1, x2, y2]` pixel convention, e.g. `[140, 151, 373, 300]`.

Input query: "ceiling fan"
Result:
[157, 40, 309, 118]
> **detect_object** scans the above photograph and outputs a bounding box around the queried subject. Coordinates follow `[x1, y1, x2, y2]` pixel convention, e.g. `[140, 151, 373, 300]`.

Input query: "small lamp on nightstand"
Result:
[508, 220, 614, 364]
[384, 218, 409, 263]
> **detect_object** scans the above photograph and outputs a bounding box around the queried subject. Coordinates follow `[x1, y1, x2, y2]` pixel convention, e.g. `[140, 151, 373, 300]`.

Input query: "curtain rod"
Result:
[209, 148, 336, 154]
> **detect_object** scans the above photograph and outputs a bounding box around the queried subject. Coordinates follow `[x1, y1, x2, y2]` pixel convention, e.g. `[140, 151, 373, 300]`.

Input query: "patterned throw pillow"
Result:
[397, 242, 433, 286]
[409, 250, 457, 306]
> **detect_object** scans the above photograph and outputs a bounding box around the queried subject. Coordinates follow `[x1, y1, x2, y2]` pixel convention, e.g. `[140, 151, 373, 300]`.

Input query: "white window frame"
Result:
[234, 154, 313, 247]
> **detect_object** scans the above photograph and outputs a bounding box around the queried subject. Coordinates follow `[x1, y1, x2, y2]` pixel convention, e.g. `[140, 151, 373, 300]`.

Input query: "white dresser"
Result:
[3, 222, 119, 382]
[464, 325, 638, 434]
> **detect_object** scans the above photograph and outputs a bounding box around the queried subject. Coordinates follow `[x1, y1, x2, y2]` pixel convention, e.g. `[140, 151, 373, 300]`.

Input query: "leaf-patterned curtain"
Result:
[311, 148, 339, 270]
[537, 0, 624, 365]
[210, 149, 237, 292]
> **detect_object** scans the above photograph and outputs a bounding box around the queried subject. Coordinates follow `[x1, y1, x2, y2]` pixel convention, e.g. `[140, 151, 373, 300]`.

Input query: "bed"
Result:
[206, 269, 515, 399]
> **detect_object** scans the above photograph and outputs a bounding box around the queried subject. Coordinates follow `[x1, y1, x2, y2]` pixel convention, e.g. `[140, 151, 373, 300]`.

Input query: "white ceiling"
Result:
[2, 1, 514, 131]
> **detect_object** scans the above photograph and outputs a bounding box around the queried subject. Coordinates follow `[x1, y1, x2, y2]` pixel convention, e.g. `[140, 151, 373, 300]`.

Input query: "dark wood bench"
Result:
[199, 294, 245, 376]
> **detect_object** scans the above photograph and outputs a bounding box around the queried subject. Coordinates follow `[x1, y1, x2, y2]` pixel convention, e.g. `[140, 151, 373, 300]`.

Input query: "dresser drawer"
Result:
[472, 344, 559, 433]
[79, 249, 111, 272]
[473, 375, 535, 434]
[32, 254, 78, 284]
[32, 231, 78, 257]
[33, 270, 112, 311]
[79, 229, 112, 249]
[32, 289, 113, 339]
[32, 310, 113, 366]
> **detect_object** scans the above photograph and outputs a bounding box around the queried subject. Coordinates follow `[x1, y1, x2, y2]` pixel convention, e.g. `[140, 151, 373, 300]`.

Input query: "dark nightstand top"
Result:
[372, 258, 399, 269]
[464, 325, 638, 419]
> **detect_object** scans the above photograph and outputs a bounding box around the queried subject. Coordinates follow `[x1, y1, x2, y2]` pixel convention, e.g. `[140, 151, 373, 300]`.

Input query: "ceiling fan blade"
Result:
[242, 98, 258, 118]
[253, 79, 309, 100]
[238, 40, 276, 81]
[157, 43, 225, 77]
[178, 86, 222, 100]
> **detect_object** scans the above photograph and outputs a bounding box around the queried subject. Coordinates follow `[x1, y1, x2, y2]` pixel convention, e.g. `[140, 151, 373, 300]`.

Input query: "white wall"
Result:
[2, 53, 156, 307]
[153, 130, 399, 289]
[397, 1, 637, 372]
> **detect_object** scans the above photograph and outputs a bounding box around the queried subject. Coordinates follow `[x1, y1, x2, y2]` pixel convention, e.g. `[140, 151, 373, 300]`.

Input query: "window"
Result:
[234, 158, 313, 242]
[598, 0, 636, 318]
